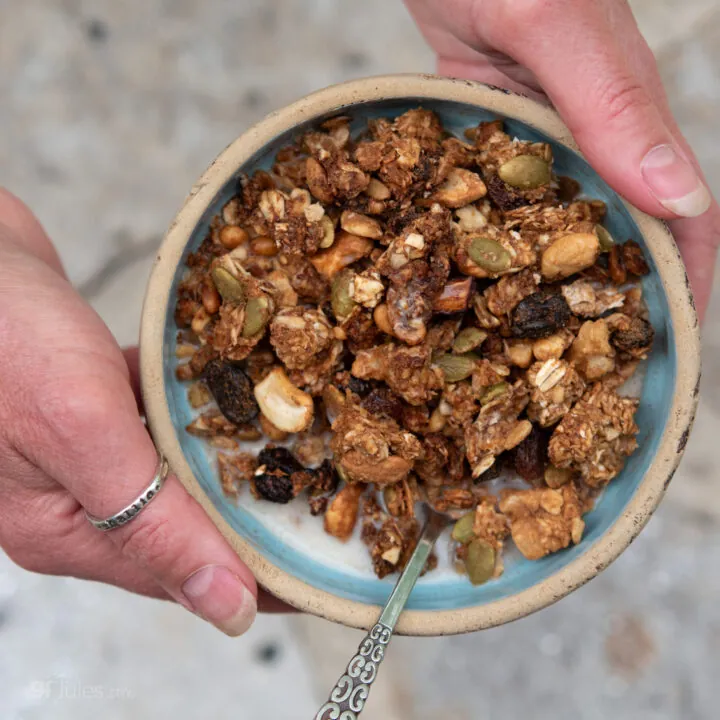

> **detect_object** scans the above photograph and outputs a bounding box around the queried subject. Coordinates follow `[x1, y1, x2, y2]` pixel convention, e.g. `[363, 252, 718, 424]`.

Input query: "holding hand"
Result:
[405, 0, 719, 318]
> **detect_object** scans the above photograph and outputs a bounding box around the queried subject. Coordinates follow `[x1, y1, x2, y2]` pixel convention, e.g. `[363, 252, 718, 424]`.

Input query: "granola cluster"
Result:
[174, 109, 653, 585]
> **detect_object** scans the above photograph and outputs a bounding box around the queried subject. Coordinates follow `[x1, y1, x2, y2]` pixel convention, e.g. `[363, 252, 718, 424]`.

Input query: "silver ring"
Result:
[85, 454, 170, 532]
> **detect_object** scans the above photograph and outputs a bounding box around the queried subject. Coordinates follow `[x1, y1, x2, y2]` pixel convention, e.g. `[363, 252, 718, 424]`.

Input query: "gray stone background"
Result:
[1, 0, 719, 718]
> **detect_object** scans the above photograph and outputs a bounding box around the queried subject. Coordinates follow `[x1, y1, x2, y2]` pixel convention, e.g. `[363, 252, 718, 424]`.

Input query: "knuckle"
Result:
[490, 0, 562, 38]
[114, 514, 179, 571]
[595, 76, 654, 126]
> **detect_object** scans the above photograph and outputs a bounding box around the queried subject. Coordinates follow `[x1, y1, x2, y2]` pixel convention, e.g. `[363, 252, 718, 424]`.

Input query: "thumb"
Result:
[488, 0, 711, 219]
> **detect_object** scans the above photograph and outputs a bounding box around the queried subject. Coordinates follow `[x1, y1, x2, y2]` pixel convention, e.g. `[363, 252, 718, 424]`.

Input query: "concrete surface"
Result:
[1, 1, 719, 718]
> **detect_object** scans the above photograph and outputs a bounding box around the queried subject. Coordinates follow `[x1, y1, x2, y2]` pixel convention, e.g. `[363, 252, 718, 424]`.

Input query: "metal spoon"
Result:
[313, 507, 451, 720]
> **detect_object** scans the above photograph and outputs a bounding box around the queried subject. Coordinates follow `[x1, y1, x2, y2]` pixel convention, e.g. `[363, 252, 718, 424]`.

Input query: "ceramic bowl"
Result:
[140, 74, 700, 635]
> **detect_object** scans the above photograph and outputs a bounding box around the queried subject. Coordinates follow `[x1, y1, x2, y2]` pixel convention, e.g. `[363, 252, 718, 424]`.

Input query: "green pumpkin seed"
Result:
[435, 353, 478, 383]
[452, 327, 488, 354]
[480, 381, 509, 406]
[468, 237, 512, 274]
[498, 155, 551, 189]
[242, 296, 270, 337]
[320, 214, 336, 249]
[211, 267, 246, 305]
[451, 512, 476, 545]
[465, 538, 496, 585]
[331, 270, 356, 319]
[595, 224, 614, 252]
[544, 465, 573, 489]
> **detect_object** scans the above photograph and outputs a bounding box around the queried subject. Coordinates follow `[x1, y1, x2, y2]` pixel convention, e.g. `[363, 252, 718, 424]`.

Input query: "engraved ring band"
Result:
[85, 453, 170, 532]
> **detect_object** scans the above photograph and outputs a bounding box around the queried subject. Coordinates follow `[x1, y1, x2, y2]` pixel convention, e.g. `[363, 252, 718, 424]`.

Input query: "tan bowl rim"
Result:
[140, 73, 701, 636]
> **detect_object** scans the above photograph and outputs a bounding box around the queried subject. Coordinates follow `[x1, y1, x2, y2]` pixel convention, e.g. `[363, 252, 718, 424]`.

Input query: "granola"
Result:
[174, 109, 653, 585]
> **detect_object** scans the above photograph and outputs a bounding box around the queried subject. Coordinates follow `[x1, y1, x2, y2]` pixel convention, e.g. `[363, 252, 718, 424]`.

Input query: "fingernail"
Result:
[641, 144, 711, 218]
[182, 565, 257, 637]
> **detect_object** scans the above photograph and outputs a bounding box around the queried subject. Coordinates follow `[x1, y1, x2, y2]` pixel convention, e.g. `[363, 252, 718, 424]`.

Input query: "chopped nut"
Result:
[532, 330, 574, 361]
[340, 210, 383, 239]
[569, 319, 616, 381]
[504, 339, 534, 368]
[432, 168, 487, 208]
[254, 367, 315, 433]
[324, 484, 364, 541]
[541, 232, 600, 281]
[433, 277, 474, 314]
[310, 231, 374, 278]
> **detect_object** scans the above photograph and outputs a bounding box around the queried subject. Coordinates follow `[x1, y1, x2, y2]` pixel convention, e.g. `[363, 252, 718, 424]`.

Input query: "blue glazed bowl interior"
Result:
[163, 98, 675, 611]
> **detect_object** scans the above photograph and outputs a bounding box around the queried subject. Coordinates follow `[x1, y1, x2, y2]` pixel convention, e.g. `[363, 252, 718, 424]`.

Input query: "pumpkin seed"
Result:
[435, 353, 478, 383]
[452, 327, 488, 354]
[320, 214, 335, 249]
[331, 269, 357, 319]
[465, 538, 496, 585]
[242, 296, 271, 337]
[468, 237, 512, 273]
[211, 267, 246, 305]
[544, 465, 573, 489]
[451, 512, 476, 545]
[498, 155, 551, 190]
[480, 381, 509, 406]
[595, 224, 614, 252]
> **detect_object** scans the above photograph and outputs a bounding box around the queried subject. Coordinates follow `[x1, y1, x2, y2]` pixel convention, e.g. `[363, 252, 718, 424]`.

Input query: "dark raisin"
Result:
[308, 495, 329, 516]
[257, 446, 303, 475]
[511, 291, 571, 339]
[361, 387, 404, 422]
[622, 241, 650, 276]
[254, 472, 295, 503]
[512, 426, 549, 483]
[310, 460, 339, 493]
[203, 359, 259, 424]
[486, 174, 528, 211]
[334, 371, 372, 397]
[556, 176, 582, 204]
[611, 317, 655, 353]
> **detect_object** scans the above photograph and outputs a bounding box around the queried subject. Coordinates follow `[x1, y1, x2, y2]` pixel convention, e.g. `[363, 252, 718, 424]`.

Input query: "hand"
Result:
[405, 0, 719, 319]
[0, 189, 285, 636]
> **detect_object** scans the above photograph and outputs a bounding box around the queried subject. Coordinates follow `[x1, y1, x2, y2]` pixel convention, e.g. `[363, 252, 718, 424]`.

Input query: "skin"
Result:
[0, 0, 716, 636]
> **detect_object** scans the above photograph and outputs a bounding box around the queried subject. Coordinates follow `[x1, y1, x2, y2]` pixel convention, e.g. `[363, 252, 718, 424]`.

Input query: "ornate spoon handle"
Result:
[313, 509, 448, 720]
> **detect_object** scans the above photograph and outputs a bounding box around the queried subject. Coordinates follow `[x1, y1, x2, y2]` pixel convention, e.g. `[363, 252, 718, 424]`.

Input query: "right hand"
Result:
[404, 0, 719, 320]
[0, 189, 284, 636]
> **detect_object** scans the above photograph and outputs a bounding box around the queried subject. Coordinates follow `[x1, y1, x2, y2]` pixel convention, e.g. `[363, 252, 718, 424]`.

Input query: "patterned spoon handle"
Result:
[313, 509, 449, 720]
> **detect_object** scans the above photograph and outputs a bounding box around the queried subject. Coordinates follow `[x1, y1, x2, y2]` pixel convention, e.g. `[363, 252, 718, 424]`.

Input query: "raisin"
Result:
[308, 494, 329, 516]
[254, 472, 295, 503]
[622, 241, 650, 276]
[556, 176, 582, 204]
[361, 387, 404, 422]
[511, 291, 571, 339]
[334, 371, 372, 397]
[512, 426, 549, 483]
[257, 446, 303, 475]
[310, 460, 339, 493]
[203, 359, 258, 424]
[486, 174, 528, 211]
[611, 317, 655, 352]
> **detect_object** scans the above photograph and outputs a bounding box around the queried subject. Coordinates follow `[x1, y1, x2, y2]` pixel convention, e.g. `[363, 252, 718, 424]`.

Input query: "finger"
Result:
[0, 188, 67, 276]
[3, 261, 259, 637]
[626, 57, 720, 320]
[0, 479, 170, 601]
[122, 346, 144, 415]
[487, 0, 712, 219]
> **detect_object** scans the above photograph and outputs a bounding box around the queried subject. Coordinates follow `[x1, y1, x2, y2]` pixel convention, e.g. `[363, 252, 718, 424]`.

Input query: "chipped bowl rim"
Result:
[140, 74, 700, 636]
